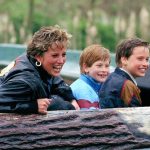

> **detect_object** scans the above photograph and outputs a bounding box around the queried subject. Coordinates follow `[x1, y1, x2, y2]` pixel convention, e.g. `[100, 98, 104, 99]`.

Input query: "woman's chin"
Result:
[51, 72, 61, 77]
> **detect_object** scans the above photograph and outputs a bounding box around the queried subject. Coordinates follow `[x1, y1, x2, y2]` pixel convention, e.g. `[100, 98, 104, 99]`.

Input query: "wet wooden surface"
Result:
[0, 107, 150, 150]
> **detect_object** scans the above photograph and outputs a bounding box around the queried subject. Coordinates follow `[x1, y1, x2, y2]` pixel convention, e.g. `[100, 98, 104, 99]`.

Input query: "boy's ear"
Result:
[83, 63, 89, 74]
[121, 57, 128, 66]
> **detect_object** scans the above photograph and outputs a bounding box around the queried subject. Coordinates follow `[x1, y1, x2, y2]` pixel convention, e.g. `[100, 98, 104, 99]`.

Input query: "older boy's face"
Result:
[122, 46, 149, 78]
[85, 59, 110, 82]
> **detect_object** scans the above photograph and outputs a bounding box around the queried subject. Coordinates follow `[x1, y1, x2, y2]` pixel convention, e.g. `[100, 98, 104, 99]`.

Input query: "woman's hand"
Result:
[71, 99, 80, 110]
[37, 98, 51, 114]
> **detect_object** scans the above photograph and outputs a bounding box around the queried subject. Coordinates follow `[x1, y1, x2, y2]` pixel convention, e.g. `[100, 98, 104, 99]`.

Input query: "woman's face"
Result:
[36, 46, 66, 76]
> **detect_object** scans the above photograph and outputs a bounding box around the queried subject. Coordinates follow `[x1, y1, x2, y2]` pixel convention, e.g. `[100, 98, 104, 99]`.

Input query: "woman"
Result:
[0, 25, 79, 114]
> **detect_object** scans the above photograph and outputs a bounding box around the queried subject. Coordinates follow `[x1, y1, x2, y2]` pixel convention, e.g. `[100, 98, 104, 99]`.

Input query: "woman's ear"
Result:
[35, 55, 42, 63]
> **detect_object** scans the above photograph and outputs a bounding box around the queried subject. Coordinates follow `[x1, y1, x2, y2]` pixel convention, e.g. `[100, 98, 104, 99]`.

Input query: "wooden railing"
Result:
[0, 107, 150, 149]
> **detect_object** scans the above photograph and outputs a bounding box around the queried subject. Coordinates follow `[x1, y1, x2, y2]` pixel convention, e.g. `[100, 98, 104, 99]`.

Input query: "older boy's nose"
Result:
[143, 59, 149, 67]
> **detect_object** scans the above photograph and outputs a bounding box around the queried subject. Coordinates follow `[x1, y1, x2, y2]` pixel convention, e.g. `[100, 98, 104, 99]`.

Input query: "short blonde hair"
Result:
[79, 44, 110, 74]
[27, 25, 72, 57]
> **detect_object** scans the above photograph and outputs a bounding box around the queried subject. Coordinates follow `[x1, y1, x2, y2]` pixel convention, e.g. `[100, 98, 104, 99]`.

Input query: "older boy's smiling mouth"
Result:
[139, 68, 147, 72]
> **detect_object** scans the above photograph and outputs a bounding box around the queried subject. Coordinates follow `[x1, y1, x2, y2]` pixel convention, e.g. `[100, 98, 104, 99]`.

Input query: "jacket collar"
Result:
[115, 67, 137, 85]
[120, 68, 137, 85]
[80, 74, 102, 93]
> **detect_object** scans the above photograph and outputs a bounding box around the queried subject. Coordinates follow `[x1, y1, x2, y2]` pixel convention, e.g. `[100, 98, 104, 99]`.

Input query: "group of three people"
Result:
[0, 25, 149, 114]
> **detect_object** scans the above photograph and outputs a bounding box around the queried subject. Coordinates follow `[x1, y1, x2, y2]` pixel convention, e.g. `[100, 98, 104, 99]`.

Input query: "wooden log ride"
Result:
[0, 107, 150, 150]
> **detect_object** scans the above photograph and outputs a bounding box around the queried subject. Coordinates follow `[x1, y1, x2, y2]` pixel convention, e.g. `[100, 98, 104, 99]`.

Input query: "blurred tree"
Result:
[25, 0, 34, 37]
[0, 0, 150, 51]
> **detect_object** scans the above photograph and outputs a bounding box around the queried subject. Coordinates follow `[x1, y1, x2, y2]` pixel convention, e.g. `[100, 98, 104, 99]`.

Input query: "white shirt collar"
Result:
[120, 68, 137, 86]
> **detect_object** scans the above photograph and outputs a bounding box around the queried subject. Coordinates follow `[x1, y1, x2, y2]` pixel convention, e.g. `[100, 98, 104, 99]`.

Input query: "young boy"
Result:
[70, 44, 110, 110]
[100, 38, 150, 108]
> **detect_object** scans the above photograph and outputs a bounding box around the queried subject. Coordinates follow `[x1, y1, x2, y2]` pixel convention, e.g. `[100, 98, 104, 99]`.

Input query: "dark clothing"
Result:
[48, 95, 75, 110]
[99, 67, 142, 108]
[136, 67, 150, 106]
[0, 54, 75, 114]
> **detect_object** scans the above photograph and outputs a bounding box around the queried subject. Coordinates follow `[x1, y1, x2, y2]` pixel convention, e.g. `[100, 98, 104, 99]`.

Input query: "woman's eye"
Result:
[62, 53, 66, 57]
[52, 54, 58, 58]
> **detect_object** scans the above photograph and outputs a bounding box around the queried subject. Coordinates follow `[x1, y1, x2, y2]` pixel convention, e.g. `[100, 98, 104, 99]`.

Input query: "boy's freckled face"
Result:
[122, 46, 149, 78]
[85, 59, 110, 82]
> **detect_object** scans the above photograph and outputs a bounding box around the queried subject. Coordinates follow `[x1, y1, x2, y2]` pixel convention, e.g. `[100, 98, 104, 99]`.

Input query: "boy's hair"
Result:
[27, 25, 72, 57]
[79, 44, 110, 74]
[115, 38, 149, 67]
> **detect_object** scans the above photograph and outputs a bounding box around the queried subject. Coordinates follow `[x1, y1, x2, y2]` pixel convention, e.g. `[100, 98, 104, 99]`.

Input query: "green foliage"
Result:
[135, 23, 141, 38]
[1, 0, 150, 50]
[32, 12, 51, 33]
[11, 17, 24, 43]
[67, 19, 87, 50]
[76, 21, 87, 50]
[97, 23, 117, 52]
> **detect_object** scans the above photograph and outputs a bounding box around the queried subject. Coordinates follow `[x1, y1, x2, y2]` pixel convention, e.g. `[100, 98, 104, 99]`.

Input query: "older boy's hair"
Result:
[115, 38, 150, 67]
[79, 44, 110, 74]
[27, 25, 72, 57]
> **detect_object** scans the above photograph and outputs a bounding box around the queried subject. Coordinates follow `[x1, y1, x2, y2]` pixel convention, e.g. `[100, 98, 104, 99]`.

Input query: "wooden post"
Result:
[0, 107, 150, 149]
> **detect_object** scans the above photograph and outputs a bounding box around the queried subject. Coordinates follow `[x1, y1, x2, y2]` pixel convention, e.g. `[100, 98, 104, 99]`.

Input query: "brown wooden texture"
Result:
[0, 107, 150, 150]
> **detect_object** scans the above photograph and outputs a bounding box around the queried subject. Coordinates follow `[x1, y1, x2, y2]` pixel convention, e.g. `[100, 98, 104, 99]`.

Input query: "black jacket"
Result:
[0, 54, 75, 113]
[136, 67, 150, 106]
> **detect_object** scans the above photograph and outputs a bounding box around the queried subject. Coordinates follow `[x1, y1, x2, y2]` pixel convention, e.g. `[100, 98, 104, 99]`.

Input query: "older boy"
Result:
[100, 38, 150, 108]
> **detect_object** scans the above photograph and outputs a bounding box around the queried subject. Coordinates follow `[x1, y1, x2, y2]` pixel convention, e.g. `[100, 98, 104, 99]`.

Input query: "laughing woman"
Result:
[0, 25, 80, 114]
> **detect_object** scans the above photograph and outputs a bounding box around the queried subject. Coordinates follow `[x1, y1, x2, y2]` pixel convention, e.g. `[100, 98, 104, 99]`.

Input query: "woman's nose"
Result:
[57, 56, 65, 63]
